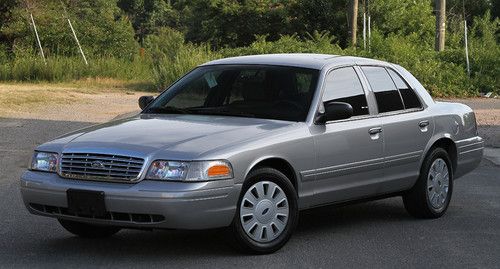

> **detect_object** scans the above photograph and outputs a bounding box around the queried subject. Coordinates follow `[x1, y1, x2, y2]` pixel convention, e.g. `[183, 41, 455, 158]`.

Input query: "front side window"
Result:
[322, 67, 369, 116]
[361, 66, 405, 113]
[145, 65, 319, 122]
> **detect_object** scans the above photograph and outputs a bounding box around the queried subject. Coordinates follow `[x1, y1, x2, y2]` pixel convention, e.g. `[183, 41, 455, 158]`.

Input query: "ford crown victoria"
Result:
[20, 54, 484, 253]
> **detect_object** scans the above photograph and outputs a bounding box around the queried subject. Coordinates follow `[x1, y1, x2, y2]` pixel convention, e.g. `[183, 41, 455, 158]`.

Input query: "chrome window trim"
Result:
[324, 107, 425, 125]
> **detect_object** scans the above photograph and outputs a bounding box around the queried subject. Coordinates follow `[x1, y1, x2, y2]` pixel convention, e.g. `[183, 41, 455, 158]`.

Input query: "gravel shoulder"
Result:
[0, 81, 149, 123]
[438, 98, 500, 147]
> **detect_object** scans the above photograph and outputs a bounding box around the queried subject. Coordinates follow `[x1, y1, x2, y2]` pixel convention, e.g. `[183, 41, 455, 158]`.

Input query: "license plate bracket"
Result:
[67, 189, 106, 217]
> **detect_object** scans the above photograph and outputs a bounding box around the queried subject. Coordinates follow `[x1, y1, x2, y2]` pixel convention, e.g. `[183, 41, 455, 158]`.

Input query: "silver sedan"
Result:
[20, 54, 484, 253]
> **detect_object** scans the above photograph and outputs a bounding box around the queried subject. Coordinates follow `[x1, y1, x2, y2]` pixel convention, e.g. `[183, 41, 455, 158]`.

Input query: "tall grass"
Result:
[0, 55, 153, 82]
[150, 44, 220, 90]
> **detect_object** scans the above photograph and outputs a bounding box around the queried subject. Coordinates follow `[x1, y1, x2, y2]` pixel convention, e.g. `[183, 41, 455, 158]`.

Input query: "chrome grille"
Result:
[60, 153, 145, 182]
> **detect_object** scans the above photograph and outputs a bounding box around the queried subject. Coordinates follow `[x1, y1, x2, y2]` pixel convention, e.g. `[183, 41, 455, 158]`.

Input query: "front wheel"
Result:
[403, 148, 453, 218]
[230, 167, 298, 254]
[58, 219, 121, 238]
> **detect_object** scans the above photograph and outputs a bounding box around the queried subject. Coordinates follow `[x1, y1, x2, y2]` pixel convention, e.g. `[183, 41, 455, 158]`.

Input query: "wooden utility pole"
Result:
[350, 0, 359, 47]
[435, 0, 446, 51]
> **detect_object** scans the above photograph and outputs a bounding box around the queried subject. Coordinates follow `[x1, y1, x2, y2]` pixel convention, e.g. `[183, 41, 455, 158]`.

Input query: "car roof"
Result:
[201, 53, 389, 70]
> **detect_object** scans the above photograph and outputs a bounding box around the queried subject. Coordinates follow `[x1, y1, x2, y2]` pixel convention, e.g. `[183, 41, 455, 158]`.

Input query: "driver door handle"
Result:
[419, 120, 430, 128]
[368, 127, 383, 135]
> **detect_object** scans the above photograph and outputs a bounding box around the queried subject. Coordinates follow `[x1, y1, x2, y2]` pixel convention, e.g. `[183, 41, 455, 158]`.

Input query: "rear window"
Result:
[387, 69, 422, 109]
[361, 66, 405, 113]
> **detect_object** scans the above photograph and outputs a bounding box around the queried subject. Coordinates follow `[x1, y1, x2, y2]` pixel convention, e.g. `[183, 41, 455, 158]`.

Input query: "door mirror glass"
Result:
[139, 96, 155, 110]
[324, 101, 353, 121]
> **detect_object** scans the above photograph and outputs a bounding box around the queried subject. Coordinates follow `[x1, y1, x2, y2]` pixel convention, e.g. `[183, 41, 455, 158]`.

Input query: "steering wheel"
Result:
[272, 100, 305, 113]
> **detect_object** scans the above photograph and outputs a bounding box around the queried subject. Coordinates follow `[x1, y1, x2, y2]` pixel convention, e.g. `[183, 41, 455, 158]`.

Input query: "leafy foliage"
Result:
[144, 27, 219, 89]
[1, 0, 138, 58]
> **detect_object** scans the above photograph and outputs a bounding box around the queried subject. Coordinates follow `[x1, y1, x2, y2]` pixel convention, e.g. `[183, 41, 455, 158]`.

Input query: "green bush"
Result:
[144, 27, 220, 90]
[367, 31, 475, 97]
[467, 12, 500, 93]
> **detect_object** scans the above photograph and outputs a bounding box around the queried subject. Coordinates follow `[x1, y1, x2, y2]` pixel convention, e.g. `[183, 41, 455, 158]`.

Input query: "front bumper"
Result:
[20, 171, 242, 230]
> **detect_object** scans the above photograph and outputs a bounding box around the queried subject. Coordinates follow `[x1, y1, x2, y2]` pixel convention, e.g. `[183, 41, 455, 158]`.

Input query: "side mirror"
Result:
[138, 96, 154, 110]
[316, 101, 353, 124]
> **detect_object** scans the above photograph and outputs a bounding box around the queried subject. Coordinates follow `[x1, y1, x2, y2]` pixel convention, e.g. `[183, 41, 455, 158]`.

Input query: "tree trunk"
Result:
[350, 0, 359, 47]
[435, 0, 446, 51]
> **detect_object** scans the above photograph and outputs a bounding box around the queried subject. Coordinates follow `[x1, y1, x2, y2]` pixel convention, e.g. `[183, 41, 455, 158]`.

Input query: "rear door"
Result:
[310, 66, 385, 205]
[360, 66, 434, 191]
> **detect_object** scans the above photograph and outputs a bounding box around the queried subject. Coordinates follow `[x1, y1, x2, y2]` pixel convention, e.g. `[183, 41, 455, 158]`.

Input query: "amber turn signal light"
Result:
[207, 164, 231, 178]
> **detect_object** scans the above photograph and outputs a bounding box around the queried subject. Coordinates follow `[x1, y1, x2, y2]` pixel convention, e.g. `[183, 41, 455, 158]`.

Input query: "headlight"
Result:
[146, 160, 233, 181]
[30, 152, 59, 172]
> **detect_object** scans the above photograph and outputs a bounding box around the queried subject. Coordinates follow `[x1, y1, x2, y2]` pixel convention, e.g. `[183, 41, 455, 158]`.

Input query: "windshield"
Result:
[144, 65, 320, 122]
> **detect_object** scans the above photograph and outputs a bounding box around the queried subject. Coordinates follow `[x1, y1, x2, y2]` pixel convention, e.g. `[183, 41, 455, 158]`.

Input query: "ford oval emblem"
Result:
[91, 161, 105, 169]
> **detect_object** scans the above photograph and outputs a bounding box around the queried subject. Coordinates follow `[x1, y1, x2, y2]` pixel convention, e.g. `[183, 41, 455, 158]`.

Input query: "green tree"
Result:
[177, 0, 292, 48]
[288, 0, 349, 47]
[1, 0, 138, 59]
[118, 0, 179, 43]
[369, 0, 435, 46]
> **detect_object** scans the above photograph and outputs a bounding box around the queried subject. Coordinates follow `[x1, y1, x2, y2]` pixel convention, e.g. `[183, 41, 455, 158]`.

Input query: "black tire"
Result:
[58, 219, 121, 238]
[403, 147, 454, 218]
[229, 167, 299, 254]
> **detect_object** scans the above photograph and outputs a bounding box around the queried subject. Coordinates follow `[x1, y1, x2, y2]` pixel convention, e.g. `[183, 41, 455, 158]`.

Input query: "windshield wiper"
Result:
[144, 106, 191, 114]
[187, 107, 257, 118]
[146, 106, 257, 118]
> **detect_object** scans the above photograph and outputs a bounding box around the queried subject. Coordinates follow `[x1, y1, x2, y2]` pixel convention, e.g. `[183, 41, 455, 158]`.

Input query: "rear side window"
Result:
[323, 67, 369, 116]
[361, 66, 404, 113]
[387, 69, 422, 109]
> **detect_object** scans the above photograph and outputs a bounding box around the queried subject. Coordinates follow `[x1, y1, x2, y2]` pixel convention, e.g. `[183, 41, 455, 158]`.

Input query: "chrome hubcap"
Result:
[427, 158, 450, 210]
[240, 181, 289, 243]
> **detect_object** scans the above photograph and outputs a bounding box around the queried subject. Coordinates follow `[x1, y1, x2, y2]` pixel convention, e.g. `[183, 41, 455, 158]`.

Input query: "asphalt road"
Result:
[1, 118, 499, 269]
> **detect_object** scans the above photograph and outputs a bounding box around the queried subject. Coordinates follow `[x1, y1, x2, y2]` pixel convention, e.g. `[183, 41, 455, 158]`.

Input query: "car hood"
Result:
[40, 114, 295, 159]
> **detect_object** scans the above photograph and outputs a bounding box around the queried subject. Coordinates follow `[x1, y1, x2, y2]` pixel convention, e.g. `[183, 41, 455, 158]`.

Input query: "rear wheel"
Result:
[403, 148, 453, 218]
[58, 219, 121, 238]
[230, 167, 298, 254]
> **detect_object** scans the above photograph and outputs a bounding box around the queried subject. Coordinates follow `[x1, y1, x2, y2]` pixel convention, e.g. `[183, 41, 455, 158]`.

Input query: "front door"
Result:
[310, 66, 385, 205]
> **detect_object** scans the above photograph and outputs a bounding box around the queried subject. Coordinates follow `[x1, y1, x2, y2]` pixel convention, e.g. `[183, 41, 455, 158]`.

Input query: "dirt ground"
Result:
[0, 82, 149, 122]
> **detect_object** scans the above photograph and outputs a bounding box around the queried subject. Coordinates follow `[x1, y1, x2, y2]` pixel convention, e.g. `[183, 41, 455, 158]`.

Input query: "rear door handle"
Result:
[419, 120, 430, 128]
[368, 127, 383, 135]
